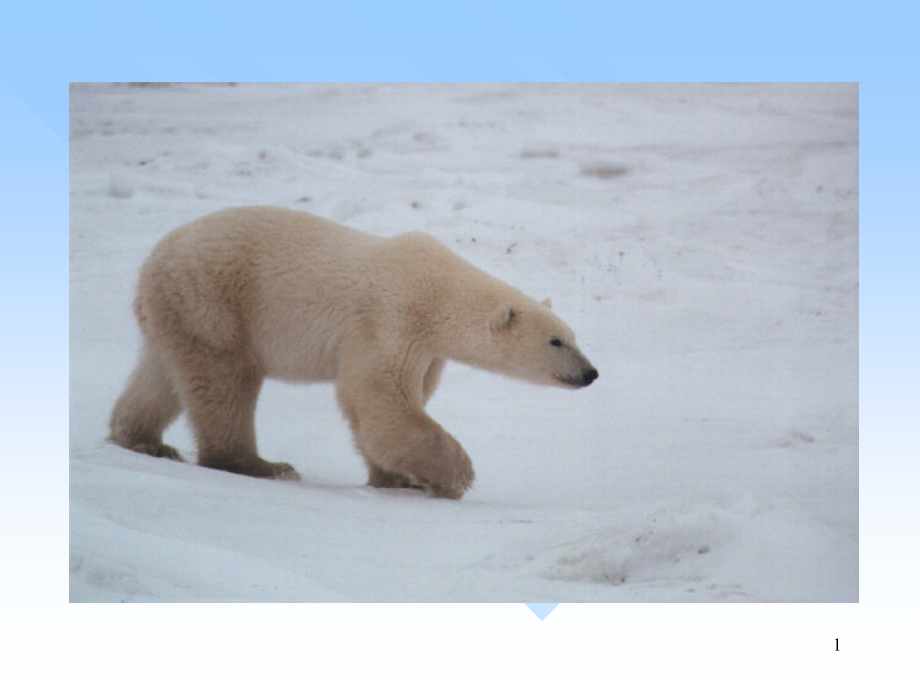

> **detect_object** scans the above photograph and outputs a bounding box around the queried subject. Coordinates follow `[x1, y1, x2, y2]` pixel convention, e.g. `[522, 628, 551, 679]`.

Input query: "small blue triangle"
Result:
[525, 603, 559, 620]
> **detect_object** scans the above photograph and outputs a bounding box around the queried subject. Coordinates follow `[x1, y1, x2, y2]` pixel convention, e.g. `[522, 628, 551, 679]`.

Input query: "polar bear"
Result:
[109, 206, 598, 498]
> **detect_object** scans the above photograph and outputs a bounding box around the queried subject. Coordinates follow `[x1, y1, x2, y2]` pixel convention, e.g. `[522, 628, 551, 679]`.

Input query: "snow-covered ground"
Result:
[69, 82, 858, 602]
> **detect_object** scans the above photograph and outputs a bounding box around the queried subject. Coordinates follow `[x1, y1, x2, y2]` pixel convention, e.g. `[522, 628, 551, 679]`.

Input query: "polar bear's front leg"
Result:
[371, 413, 474, 499]
[336, 372, 474, 499]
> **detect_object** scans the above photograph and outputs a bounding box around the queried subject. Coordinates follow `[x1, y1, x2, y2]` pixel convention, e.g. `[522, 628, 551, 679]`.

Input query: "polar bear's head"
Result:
[484, 299, 598, 389]
[402, 233, 599, 389]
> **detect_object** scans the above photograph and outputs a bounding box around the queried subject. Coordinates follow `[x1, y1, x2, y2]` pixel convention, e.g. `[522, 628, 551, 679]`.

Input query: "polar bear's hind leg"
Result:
[109, 342, 183, 461]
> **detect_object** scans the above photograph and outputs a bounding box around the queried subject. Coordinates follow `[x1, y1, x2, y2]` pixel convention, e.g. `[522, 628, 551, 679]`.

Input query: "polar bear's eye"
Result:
[550, 338, 563, 347]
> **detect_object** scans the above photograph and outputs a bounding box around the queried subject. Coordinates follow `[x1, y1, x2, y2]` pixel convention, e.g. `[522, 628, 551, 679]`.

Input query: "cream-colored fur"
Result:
[109, 206, 598, 498]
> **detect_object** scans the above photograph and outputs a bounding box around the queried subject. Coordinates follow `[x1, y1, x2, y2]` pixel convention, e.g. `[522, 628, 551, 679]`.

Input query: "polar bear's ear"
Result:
[542, 297, 553, 310]
[489, 304, 518, 333]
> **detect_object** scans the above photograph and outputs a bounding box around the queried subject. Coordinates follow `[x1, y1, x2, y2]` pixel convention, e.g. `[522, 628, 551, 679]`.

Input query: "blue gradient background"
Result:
[3, 0, 915, 679]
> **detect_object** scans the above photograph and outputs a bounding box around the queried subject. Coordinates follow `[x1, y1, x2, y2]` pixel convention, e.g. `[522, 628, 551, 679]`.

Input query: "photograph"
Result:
[69, 82, 858, 604]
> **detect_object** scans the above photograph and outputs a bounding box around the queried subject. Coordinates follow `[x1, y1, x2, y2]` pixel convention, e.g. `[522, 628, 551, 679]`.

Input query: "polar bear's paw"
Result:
[259, 461, 301, 481]
[127, 442, 184, 462]
[367, 464, 424, 490]
[200, 456, 301, 481]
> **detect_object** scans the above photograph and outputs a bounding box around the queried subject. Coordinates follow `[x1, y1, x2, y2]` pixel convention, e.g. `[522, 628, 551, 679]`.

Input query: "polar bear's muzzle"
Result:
[552, 345, 599, 388]
[579, 367, 599, 386]
[557, 365, 599, 388]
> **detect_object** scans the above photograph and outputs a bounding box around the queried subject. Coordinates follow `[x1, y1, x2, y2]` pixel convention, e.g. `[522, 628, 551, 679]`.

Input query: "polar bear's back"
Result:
[158, 205, 376, 263]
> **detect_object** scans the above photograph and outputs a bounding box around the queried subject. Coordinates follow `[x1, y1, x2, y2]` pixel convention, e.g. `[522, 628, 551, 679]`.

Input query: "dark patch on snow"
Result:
[580, 163, 628, 180]
[521, 148, 560, 159]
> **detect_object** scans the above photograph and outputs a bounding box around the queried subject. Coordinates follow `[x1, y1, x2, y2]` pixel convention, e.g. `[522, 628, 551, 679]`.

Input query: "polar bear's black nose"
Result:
[582, 368, 599, 386]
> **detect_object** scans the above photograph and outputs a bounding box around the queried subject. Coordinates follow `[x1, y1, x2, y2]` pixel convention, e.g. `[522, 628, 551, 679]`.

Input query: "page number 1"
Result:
[835, 638, 839, 651]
